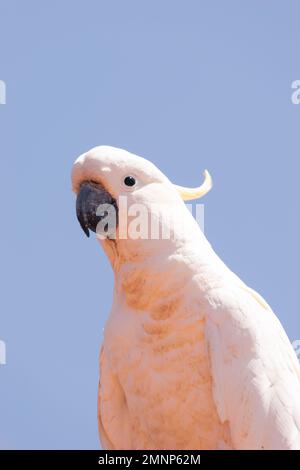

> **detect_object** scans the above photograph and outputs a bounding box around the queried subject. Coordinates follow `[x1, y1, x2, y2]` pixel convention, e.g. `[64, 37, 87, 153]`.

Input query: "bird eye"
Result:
[123, 176, 136, 187]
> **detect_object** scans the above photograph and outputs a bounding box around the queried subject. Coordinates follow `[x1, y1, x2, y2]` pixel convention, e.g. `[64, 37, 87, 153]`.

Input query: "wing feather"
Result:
[205, 283, 300, 449]
[98, 347, 132, 450]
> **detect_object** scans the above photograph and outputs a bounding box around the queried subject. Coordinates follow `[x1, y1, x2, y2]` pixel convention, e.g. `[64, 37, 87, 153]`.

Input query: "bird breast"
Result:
[101, 265, 232, 449]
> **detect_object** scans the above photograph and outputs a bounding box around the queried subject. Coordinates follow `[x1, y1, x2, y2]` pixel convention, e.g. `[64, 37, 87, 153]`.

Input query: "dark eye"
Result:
[124, 176, 136, 187]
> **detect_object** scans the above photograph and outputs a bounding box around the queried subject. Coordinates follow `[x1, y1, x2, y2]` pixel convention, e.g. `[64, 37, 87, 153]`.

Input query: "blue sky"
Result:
[0, 0, 300, 449]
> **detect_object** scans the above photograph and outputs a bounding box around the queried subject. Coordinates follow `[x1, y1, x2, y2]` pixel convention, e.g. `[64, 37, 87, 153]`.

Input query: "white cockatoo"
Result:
[72, 145, 300, 450]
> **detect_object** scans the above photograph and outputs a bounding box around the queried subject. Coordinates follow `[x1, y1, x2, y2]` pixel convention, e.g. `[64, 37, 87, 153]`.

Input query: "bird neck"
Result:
[103, 234, 211, 317]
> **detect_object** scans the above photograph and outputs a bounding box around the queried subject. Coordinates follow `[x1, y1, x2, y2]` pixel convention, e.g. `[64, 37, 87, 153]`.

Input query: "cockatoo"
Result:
[72, 145, 300, 450]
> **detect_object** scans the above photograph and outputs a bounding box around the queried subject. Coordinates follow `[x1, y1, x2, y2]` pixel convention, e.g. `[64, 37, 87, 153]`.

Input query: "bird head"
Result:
[72, 146, 212, 266]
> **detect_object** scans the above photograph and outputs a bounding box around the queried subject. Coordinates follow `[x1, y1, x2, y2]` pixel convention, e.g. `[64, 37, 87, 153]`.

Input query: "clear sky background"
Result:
[0, 0, 300, 449]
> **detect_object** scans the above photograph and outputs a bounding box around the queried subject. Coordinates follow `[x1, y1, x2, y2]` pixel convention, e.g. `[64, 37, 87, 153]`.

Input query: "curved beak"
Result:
[76, 181, 118, 238]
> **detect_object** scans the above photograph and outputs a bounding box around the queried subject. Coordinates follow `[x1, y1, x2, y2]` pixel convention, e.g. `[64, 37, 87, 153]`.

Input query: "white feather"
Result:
[72, 146, 300, 450]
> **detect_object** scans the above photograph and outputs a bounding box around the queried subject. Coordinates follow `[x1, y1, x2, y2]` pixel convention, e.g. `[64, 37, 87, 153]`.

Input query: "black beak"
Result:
[76, 181, 118, 238]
